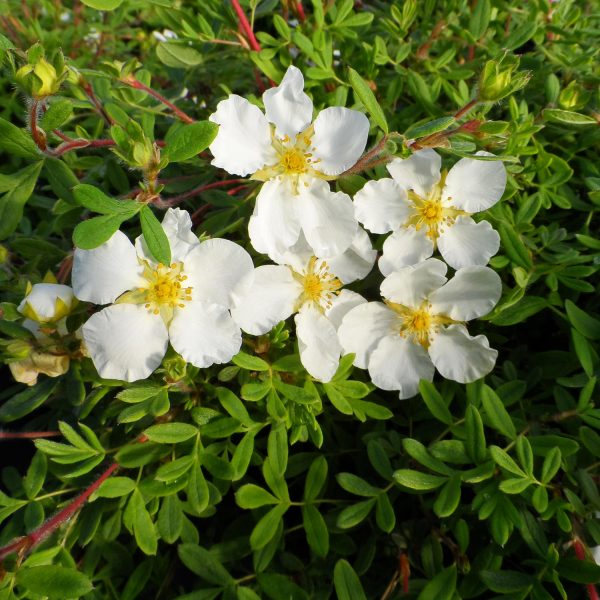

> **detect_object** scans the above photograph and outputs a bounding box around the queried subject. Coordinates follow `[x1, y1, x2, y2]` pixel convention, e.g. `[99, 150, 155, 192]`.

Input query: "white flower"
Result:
[231, 229, 375, 382]
[354, 148, 506, 272]
[72, 208, 253, 382]
[209, 65, 370, 259]
[338, 259, 502, 399]
[18, 283, 75, 325]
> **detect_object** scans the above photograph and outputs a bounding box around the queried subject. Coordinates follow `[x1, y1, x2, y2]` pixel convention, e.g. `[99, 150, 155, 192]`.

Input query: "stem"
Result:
[52, 138, 116, 157]
[231, 0, 262, 52]
[81, 79, 114, 125]
[164, 179, 248, 206]
[296, 1, 306, 22]
[454, 98, 478, 120]
[29, 100, 47, 152]
[0, 430, 60, 440]
[121, 76, 195, 124]
[573, 538, 600, 600]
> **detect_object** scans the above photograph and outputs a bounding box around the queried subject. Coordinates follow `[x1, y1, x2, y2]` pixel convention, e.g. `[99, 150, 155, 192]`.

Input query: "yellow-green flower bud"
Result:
[18, 283, 75, 324]
[16, 49, 69, 99]
[478, 57, 530, 103]
[559, 81, 590, 110]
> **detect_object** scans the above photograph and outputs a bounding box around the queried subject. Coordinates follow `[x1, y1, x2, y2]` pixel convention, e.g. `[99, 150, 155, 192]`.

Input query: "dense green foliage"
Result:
[1, 0, 600, 598]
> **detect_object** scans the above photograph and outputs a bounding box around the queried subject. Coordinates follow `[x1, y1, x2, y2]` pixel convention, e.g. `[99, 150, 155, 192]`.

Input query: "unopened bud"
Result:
[478, 57, 530, 103]
[559, 81, 590, 110]
[16, 48, 69, 99]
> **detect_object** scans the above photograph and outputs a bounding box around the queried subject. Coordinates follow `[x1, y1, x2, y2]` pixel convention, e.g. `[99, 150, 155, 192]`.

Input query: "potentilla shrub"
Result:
[0, 1, 599, 599]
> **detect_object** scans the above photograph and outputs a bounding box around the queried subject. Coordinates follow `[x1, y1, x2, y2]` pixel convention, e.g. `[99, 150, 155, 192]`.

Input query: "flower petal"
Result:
[72, 231, 144, 305]
[380, 258, 447, 308]
[263, 65, 313, 138]
[209, 95, 277, 176]
[327, 226, 376, 284]
[368, 334, 434, 399]
[298, 179, 357, 258]
[169, 301, 242, 368]
[379, 227, 434, 276]
[184, 238, 254, 309]
[325, 289, 366, 331]
[82, 304, 168, 382]
[428, 324, 498, 383]
[437, 216, 500, 269]
[311, 107, 370, 175]
[18, 283, 74, 322]
[429, 266, 502, 321]
[337, 301, 396, 369]
[231, 265, 301, 335]
[386, 149, 441, 197]
[295, 305, 341, 382]
[443, 152, 507, 213]
[353, 178, 411, 234]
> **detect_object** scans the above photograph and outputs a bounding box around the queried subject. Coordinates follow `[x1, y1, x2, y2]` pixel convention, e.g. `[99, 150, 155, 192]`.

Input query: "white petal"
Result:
[231, 265, 301, 335]
[380, 259, 447, 308]
[72, 231, 144, 305]
[353, 178, 411, 234]
[437, 216, 500, 269]
[209, 95, 277, 176]
[429, 266, 502, 321]
[18, 284, 74, 322]
[263, 65, 313, 138]
[428, 324, 498, 383]
[337, 302, 396, 369]
[295, 306, 341, 382]
[82, 304, 168, 382]
[250, 179, 302, 257]
[379, 228, 434, 276]
[311, 107, 369, 175]
[169, 301, 242, 368]
[443, 152, 507, 213]
[135, 207, 199, 264]
[325, 289, 366, 331]
[368, 334, 434, 399]
[386, 149, 441, 197]
[184, 239, 254, 309]
[327, 227, 376, 284]
[298, 179, 357, 258]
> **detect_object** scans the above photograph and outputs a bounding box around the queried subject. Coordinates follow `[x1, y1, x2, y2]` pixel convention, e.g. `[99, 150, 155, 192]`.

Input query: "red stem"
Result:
[231, 0, 262, 52]
[454, 98, 478, 120]
[29, 100, 46, 152]
[165, 179, 248, 206]
[122, 76, 195, 124]
[296, 1, 306, 22]
[573, 538, 600, 600]
[0, 431, 60, 440]
[52, 138, 116, 157]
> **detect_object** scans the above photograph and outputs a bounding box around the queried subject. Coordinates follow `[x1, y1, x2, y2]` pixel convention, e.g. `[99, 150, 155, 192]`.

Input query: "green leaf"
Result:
[499, 478, 532, 494]
[336, 473, 380, 497]
[73, 213, 128, 249]
[40, 99, 73, 131]
[556, 558, 600, 584]
[16, 566, 93, 599]
[375, 493, 396, 533]
[498, 223, 532, 270]
[178, 544, 235, 586]
[256, 574, 308, 600]
[304, 456, 328, 501]
[164, 121, 219, 162]
[0, 117, 39, 159]
[215, 387, 253, 426]
[333, 559, 367, 600]
[504, 21, 537, 50]
[419, 380, 453, 425]
[144, 423, 198, 443]
[417, 564, 457, 600]
[0, 162, 44, 240]
[490, 446, 527, 477]
[96, 476, 136, 498]
[540, 447, 561, 483]
[24, 452, 47, 500]
[250, 503, 288, 550]
[465, 405, 487, 463]
[347, 67, 388, 133]
[491, 296, 547, 326]
[469, 0, 490, 39]
[302, 504, 329, 557]
[480, 570, 535, 593]
[129, 489, 158, 555]
[0, 379, 58, 422]
[393, 469, 447, 491]
[235, 484, 279, 509]
[543, 108, 597, 126]
[404, 116, 456, 140]
[187, 465, 209, 513]
[267, 423, 288, 477]
[81, 0, 123, 9]
[140, 205, 171, 265]
[402, 439, 454, 475]
[233, 351, 270, 371]
[156, 42, 203, 68]
[336, 498, 376, 529]
[74, 184, 139, 216]
[481, 385, 517, 439]
[565, 300, 600, 340]
[157, 494, 183, 543]
[433, 474, 461, 517]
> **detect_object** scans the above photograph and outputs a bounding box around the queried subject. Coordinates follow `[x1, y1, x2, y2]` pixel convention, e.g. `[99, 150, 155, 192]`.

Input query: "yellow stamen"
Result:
[294, 256, 342, 313]
[386, 301, 456, 348]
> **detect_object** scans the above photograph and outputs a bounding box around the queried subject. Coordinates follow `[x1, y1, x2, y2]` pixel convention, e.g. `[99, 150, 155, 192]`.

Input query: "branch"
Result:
[231, 0, 262, 52]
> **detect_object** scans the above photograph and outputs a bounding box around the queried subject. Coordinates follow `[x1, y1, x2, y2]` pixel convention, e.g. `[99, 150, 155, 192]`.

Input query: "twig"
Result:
[231, 0, 262, 52]
[0, 430, 60, 440]
[573, 538, 600, 600]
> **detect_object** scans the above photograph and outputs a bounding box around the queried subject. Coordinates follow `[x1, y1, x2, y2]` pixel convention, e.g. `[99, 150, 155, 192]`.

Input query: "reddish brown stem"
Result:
[296, 1, 306, 22]
[122, 76, 195, 124]
[52, 138, 116, 157]
[231, 0, 262, 52]
[454, 98, 478, 120]
[81, 80, 114, 125]
[0, 431, 60, 440]
[29, 100, 47, 152]
[165, 179, 248, 206]
[573, 538, 600, 600]
[56, 255, 73, 284]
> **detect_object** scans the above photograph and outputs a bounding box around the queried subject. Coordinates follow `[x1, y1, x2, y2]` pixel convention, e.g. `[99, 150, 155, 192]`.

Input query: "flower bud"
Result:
[16, 47, 68, 99]
[478, 57, 530, 103]
[558, 81, 590, 110]
[18, 283, 75, 324]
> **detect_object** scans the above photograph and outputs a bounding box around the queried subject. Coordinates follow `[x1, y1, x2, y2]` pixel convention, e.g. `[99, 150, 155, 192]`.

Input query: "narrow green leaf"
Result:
[73, 213, 127, 250]
[0, 117, 39, 159]
[336, 498, 376, 529]
[498, 223, 532, 270]
[233, 351, 270, 371]
[336, 473, 380, 497]
[375, 493, 396, 533]
[81, 0, 123, 9]
[267, 423, 288, 477]
[490, 446, 527, 477]
[250, 503, 288, 550]
[347, 67, 388, 133]
[433, 474, 461, 517]
[74, 184, 139, 216]
[158, 494, 183, 544]
[469, 0, 490, 39]
[129, 489, 158, 555]
[417, 565, 457, 600]
[393, 469, 447, 491]
[96, 476, 136, 498]
[565, 300, 600, 340]
[140, 205, 171, 265]
[302, 504, 329, 557]
[481, 385, 517, 439]
[540, 447, 561, 483]
[178, 543, 235, 585]
[164, 121, 219, 162]
[404, 116, 456, 140]
[465, 405, 487, 463]
[144, 422, 197, 443]
[419, 380, 453, 425]
[304, 456, 328, 502]
[333, 559, 367, 600]
[0, 379, 58, 423]
[16, 566, 93, 599]
[480, 570, 535, 593]
[235, 484, 279, 509]
[40, 99, 73, 131]
[543, 108, 597, 126]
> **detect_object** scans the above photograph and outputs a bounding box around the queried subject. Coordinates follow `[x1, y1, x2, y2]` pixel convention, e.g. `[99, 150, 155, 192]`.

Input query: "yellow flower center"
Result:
[294, 256, 342, 312]
[116, 261, 192, 324]
[386, 301, 455, 348]
[280, 148, 308, 175]
[405, 171, 467, 241]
